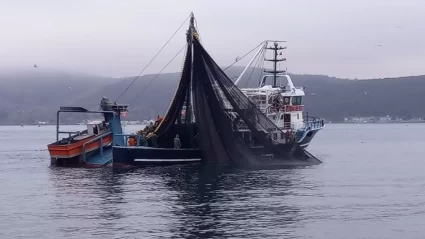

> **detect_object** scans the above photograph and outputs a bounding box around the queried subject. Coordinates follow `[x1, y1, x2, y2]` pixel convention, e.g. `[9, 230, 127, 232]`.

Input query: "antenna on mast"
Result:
[264, 41, 286, 87]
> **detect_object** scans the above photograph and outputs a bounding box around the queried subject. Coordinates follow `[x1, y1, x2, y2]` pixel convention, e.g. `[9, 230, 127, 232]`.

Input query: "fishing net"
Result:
[148, 35, 294, 163]
[192, 38, 293, 163]
[149, 45, 197, 148]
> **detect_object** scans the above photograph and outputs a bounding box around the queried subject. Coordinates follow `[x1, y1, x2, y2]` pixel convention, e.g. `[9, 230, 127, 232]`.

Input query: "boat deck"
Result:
[84, 148, 112, 167]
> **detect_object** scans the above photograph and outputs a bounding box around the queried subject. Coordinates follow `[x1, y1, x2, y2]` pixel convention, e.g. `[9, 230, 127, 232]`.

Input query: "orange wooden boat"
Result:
[48, 119, 114, 167]
[48, 99, 129, 167]
[48, 134, 112, 159]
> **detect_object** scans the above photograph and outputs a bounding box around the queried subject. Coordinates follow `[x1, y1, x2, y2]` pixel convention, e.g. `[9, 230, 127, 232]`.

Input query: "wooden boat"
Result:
[47, 122, 112, 165]
[48, 98, 128, 167]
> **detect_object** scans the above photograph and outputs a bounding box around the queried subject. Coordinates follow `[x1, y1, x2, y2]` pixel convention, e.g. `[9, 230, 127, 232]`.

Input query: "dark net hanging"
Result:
[150, 44, 196, 148]
[148, 33, 293, 164]
[192, 37, 293, 164]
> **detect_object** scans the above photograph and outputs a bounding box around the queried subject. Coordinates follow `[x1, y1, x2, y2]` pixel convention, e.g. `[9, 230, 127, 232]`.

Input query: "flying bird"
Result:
[34, 64, 37, 68]
[374, 45, 382, 47]
[364, 91, 368, 95]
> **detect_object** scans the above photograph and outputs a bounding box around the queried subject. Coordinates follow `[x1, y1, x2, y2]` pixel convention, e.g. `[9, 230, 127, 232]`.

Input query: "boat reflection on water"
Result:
[47, 163, 318, 238]
[120, 164, 310, 237]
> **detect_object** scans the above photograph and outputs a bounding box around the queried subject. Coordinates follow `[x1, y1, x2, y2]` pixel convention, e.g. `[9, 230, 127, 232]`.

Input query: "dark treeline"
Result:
[0, 68, 424, 124]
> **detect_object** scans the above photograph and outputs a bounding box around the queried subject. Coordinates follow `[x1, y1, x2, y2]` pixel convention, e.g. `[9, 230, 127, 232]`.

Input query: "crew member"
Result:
[285, 130, 291, 144]
[150, 133, 158, 147]
[174, 134, 181, 149]
[140, 133, 148, 146]
[272, 97, 279, 108]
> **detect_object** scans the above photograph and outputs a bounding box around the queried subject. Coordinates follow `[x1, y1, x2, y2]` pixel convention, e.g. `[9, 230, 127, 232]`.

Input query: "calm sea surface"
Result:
[1, 124, 425, 239]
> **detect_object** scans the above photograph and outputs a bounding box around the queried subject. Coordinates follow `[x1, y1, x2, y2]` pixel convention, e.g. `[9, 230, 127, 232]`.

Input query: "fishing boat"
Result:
[233, 41, 325, 150]
[47, 97, 128, 167]
[112, 13, 322, 168]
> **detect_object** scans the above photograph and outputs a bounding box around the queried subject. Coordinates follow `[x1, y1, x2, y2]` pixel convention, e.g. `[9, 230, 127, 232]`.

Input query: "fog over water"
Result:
[1, 0, 424, 79]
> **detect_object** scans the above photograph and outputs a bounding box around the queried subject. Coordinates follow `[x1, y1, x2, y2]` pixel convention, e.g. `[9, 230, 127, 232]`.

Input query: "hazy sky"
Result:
[1, 0, 424, 79]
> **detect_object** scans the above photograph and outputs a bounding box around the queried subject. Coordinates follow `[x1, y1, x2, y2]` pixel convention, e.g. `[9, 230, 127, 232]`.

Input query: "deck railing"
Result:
[114, 134, 142, 147]
[295, 115, 325, 143]
[58, 131, 84, 142]
[81, 131, 112, 163]
[304, 116, 325, 131]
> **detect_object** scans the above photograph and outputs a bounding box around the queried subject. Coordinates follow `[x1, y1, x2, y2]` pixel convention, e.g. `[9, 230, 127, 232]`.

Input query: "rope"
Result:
[129, 43, 188, 102]
[148, 42, 190, 136]
[114, 14, 191, 103]
[223, 41, 265, 71]
[244, 47, 264, 87]
[257, 47, 267, 86]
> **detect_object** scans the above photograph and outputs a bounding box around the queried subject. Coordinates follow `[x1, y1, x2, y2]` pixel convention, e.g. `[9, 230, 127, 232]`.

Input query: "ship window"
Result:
[281, 132, 284, 139]
[283, 97, 290, 105]
[292, 96, 302, 105]
[93, 125, 98, 134]
[273, 133, 277, 140]
[280, 114, 284, 120]
[297, 114, 299, 120]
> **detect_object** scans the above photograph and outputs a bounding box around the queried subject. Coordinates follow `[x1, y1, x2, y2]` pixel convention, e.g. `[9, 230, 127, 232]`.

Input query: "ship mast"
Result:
[187, 12, 196, 147]
[264, 42, 286, 87]
[187, 12, 196, 124]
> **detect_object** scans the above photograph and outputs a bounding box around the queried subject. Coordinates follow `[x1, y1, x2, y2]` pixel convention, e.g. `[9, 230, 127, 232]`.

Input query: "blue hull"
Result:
[297, 129, 320, 149]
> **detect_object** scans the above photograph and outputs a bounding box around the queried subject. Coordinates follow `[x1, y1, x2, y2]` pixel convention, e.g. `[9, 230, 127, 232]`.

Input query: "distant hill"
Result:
[0, 69, 117, 124]
[0, 68, 424, 124]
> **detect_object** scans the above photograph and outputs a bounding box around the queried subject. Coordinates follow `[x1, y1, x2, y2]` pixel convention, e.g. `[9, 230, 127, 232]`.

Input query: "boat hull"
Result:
[50, 146, 112, 167]
[112, 146, 202, 167]
[297, 128, 320, 149]
[48, 134, 113, 167]
[48, 135, 112, 159]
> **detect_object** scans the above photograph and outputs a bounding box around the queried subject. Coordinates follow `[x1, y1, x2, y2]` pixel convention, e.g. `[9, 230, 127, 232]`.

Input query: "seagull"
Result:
[34, 64, 37, 68]
[310, 93, 316, 95]
[374, 44, 382, 47]
[396, 26, 402, 29]
[68, 87, 72, 90]
[364, 91, 368, 95]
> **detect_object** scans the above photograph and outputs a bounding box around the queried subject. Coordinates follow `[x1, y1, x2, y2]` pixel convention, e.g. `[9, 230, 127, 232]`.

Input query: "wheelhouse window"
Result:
[283, 97, 290, 105]
[292, 96, 302, 105]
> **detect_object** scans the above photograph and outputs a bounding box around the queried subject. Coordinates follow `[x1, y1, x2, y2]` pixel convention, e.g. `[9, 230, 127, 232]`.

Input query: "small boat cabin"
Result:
[86, 121, 109, 136]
